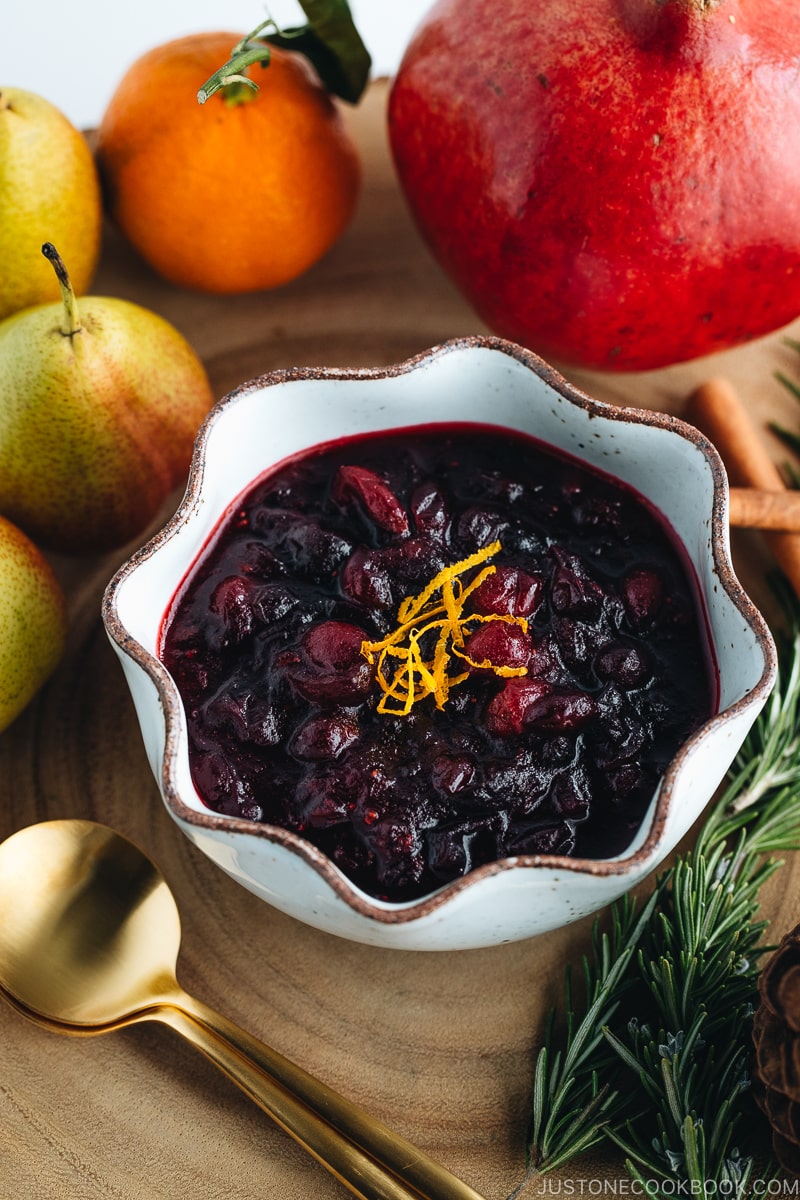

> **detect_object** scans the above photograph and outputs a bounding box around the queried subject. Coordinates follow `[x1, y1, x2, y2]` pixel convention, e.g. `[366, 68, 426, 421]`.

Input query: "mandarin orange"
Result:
[95, 32, 361, 293]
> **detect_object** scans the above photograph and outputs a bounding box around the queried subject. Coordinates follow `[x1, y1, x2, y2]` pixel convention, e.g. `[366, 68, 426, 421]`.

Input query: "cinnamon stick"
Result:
[729, 488, 800, 533]
[685, 378, 800, 594]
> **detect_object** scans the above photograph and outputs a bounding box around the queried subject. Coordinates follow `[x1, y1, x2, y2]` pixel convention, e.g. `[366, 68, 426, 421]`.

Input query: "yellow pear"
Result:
[0, 88, 102, 321]
[0, 515, 67, 732]
[0, 245, 215, 554]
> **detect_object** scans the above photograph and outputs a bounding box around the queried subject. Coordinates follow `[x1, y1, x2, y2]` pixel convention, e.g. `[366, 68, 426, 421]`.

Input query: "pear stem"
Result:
[41, 243, 81, 337]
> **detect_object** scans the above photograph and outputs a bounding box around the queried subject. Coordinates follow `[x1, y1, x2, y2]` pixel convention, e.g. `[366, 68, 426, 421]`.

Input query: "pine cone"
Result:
[754, 922, 800, 1173]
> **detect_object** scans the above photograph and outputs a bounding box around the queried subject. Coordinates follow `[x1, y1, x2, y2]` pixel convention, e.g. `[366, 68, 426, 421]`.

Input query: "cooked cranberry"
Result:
[541, 735, 574, 767]
[505, 821, 576, 858]
[304, 621, 367, 671]
[333, 465, 410, 537]
[527, 633, 567, 684]
[208, 576, 257, 645]
[296, 768, 361, 828]
[456, 506, 510, 550]
[605, 762, 647, 800]
[193, 751, 255, 817]
[329, 834, 374, 880]
[290, 712, 360, 761]
[595, 723, 650, 771]
[246, 699, 289, 748]
[410, 481, 449, 540]
[595, 642, 651, 689]
[549, 546, 605, 617]
[486, 677, 597, 735]
[426, 816, 501, 879]
[393, 537, 446, 584]
[201, 690, 250, 740]
[251, 583, 298, 625]
[470, 565, 542, 617]
[283, 621, 373, 704]
[622, 567, 665, 628]
[527, 688, 599, 731]
[342, 539, 444, 610]
[482, 749, 547, 817]
[201, 689, 290, 750]
[362, 816, 426, 892]
[340, 547, 394, 609]
[250, 508, 352, 579]
[485, 678, 552, 735]
[550, 764, 593, 822]
[431, 753, 476, 796]
[591, 692, 651, 768]
[463, 621, 531, 672]
[236, 541, 286, 579]
[555, 618, 598, 673]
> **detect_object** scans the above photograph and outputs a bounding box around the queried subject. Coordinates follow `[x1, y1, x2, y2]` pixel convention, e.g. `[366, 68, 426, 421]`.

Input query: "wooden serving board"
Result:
[2, 80, 799, 1198]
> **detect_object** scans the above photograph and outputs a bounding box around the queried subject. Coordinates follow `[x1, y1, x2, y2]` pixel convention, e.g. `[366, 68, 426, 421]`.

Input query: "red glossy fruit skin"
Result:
[388, 0, 800, 371]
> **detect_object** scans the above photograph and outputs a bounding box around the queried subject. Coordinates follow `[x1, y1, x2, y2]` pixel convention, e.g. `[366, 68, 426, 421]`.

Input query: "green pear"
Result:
[0, 244, 214, 554]
[0, 514, 66, 731]
[0, 88, 102, 321]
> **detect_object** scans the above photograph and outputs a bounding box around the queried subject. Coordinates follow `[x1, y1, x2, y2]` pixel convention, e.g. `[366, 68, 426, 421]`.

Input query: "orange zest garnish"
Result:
[360, 541, 529, 716]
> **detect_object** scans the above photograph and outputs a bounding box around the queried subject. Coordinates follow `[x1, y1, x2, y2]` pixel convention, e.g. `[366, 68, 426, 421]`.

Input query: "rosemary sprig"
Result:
[527, 891, 658, 1173]
[525, 588, 800, 1192]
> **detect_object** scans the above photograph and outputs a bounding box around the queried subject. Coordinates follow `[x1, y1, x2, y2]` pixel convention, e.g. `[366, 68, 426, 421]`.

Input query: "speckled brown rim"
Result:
[102, 335, 778, 925]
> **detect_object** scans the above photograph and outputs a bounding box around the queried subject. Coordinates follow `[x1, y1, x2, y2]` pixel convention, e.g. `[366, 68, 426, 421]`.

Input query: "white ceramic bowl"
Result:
[102, 337, 776, 951]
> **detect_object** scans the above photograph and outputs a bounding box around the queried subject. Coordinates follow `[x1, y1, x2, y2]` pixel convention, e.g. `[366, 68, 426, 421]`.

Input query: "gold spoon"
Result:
[0, 819, 485, 1200]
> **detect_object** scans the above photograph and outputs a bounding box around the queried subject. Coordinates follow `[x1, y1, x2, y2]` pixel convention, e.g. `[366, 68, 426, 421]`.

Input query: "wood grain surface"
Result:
[2, 79, 800, 1200]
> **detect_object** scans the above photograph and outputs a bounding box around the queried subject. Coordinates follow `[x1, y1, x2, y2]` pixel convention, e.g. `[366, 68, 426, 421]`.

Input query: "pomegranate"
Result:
[388, 0, 800, 371]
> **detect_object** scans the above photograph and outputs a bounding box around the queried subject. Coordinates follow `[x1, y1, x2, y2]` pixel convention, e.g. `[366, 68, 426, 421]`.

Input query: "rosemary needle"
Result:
[524, 585, 800, 1193]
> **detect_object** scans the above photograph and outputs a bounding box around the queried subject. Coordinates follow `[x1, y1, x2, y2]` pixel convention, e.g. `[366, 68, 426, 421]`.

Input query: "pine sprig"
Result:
[525, 589, 800, 1191]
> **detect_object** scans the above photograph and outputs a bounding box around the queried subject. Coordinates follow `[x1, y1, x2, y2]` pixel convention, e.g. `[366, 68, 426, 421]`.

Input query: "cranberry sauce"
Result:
[160, 424, 716, 903]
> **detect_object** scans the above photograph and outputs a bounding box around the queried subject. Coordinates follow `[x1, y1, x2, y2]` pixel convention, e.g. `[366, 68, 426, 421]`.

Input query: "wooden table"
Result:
[2, 80, 799, 1199]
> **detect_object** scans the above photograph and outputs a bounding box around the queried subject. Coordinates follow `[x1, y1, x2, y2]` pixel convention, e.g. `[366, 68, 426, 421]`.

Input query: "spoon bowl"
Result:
[0, 819, 484, 1200]
[0, 819, 179, 1025]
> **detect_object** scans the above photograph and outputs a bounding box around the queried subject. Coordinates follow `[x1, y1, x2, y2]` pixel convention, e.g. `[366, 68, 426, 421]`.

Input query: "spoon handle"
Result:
[155, 994, 485, 1200]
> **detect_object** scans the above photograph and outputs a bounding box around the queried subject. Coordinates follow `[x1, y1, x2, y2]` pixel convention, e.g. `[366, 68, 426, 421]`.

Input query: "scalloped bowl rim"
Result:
[102, 336, 777, 935]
